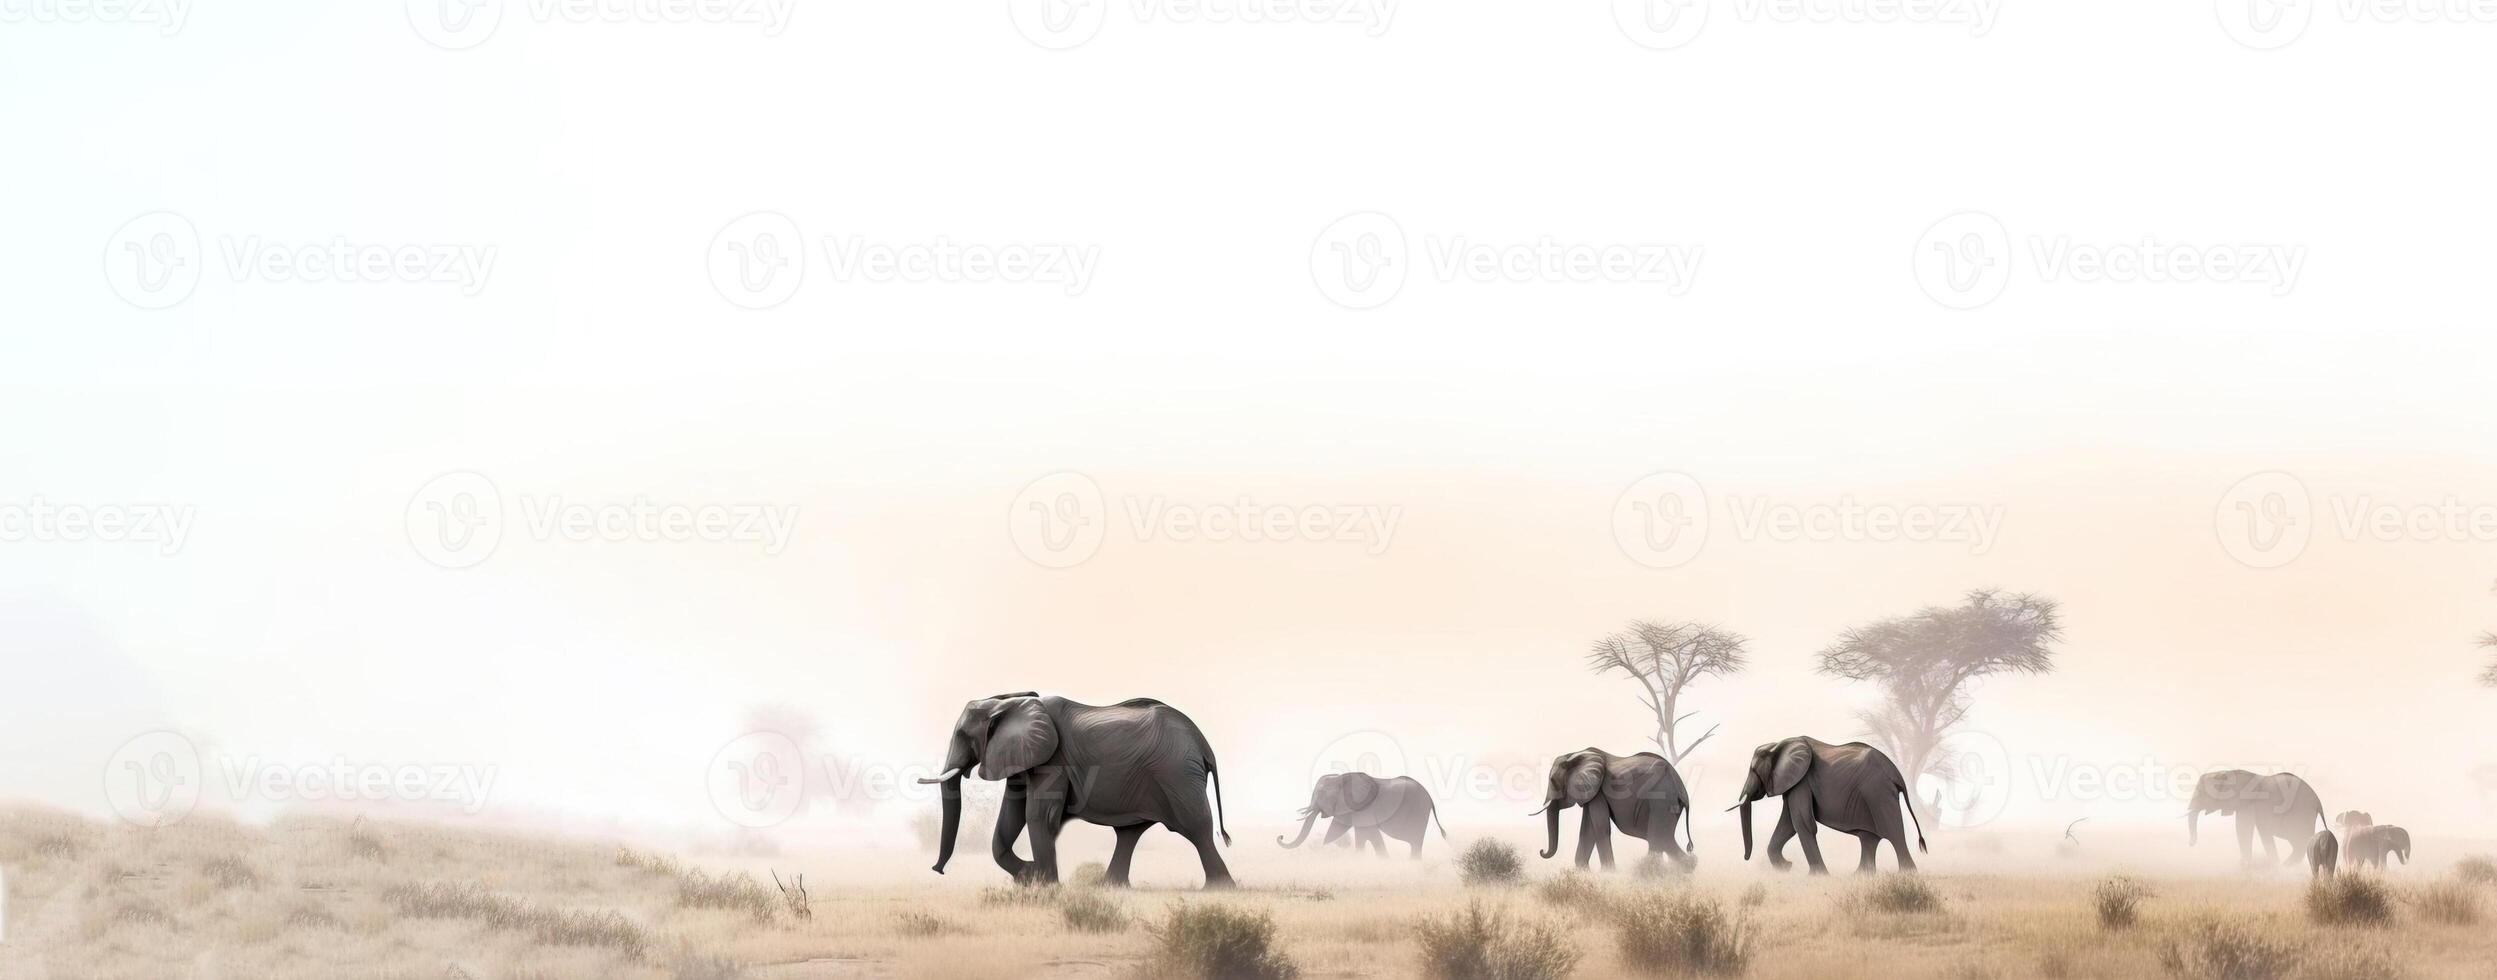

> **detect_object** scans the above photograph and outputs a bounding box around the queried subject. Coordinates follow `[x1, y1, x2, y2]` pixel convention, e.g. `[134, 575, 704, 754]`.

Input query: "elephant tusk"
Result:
[1526, 803, 1552, 816]
[917, 767, 963, 785]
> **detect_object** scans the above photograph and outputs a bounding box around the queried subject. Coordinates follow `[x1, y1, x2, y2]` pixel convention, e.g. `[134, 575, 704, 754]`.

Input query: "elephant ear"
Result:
[1565, 756, 1607, 805]
[978, 697, 1058, 780]
[1767, 739, 1813, 796]
[1340, 774, 1396, 828]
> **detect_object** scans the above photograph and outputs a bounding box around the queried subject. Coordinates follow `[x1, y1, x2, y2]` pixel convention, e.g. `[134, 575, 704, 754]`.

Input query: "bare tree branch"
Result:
[1588, 619, 1750, 764]
[1817, 589, 2063, 798]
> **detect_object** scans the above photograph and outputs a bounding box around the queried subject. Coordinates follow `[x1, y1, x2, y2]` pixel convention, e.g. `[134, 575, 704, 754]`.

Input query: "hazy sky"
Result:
[5, 3, 2495, 856]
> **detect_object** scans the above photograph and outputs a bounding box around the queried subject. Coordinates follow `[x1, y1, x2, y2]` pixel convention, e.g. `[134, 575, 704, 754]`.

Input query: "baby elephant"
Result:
[2309, 830, 2338, 879]
[2346, 825, 2411, 870]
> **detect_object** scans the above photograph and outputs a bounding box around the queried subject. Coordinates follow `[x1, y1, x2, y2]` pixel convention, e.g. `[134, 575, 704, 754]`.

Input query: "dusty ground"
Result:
[5, 807, 2495, 979]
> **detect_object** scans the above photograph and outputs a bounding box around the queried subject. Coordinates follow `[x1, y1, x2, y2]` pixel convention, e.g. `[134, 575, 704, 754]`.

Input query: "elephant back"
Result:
[1337, 774, 1407, 829]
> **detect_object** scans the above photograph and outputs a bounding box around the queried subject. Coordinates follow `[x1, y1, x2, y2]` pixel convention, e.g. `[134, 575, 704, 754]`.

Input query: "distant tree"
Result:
[1586, 620, 1749, 763]
[1816, 589, 2063, 810]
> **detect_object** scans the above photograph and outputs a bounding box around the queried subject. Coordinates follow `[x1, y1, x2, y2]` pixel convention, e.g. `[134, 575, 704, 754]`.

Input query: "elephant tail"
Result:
[1211, 762, 1233, 847]
[1899, 782, 1928, 853]
[1431, 801, 1449, 840]
[1682, 798, 1695, 853]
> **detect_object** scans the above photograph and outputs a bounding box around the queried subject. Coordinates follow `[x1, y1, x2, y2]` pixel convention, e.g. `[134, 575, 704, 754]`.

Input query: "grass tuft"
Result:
[1457, 840, 1525, 887]
[1613, 889, 1752, 977]
[1141, 902, 1300, 980]
[2294, 942, 2406, 980]
[1061, 890, 1128, 933]
[1535, 872, 1604, 909]
[1415, 901, 1580, 980]
[2159, 918, 2301, 980]
[1855, 875, 1944, 915]
[676, 869, 778, 924]
[2452, 855, 2497, 887]
[2306, 874, 2395, 927]
[2095, 875, 2150, 930]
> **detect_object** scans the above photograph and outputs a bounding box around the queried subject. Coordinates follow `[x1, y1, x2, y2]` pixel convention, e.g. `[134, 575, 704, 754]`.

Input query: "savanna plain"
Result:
[8, 807, 2497, 980]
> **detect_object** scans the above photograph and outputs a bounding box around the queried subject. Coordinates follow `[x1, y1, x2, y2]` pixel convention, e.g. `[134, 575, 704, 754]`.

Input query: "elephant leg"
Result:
[1578, 798, 1616, 871]
[1855, 833, 1881, 874]
[1648, 804, 1692, 871]
[1765, 815, 1797, 871]
[991, 791, 1031, 881]
[1357, 827, 1384, 857]
[1787, 797, 1828, 875]
[1104, 823, 1151, 887]
[1025, 785, 1067, 885]
[1171, 822, 1235, 890]
[2235, 815, 2258, 868]
[1408, 836, 1423, 859]
[1322, 816, 1352, 847]
[1875, 800, 1918, 871]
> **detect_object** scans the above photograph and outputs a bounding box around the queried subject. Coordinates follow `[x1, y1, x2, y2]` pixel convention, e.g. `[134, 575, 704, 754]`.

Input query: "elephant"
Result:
[2335, 809, 2373, 840]
[1528, 748, 1695, 872]
[1730, 737, 1927, 875]
[919, 692, 1234, 889]
[2185, 770, 2327, 868]
[2309, 830, 2338, 879]
[1276, 773, 1447, 858]
[2345, 825, 2411, 870]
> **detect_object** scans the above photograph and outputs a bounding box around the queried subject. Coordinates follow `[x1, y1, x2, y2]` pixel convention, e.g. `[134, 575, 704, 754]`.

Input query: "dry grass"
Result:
[1613, 888, 1752, 977]
[1060, 889, 1130, 933]
[1415, 900, 1580, 980]
[2451, 855, 2497, 887]
[1142, 901, 1301, 980]
[1458, 839, 1526, 887]
[2307, 873, 2396, 927]
[2096, 875, 2151, 930]
[11, 807, 2497, 980]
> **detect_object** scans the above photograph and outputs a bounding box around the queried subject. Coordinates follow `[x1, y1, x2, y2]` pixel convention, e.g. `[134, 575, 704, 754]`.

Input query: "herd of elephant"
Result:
[913, 692, 2413, 889]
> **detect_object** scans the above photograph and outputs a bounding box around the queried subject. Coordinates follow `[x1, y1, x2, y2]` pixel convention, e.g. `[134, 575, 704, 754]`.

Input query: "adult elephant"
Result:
[1528, 748, 1694, 872]
[919, 692, 1234, 889]
[2185, 770, 2326, 868]
[1729, 736, 1926, 875]
[2345, 825, 2411, 870]
[1277, 773, 1447, 858]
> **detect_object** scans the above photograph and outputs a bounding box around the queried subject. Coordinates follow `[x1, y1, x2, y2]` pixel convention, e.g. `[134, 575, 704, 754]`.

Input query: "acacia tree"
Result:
[1586, 620, 1749, 763]
[1816, 589, 2063, 811]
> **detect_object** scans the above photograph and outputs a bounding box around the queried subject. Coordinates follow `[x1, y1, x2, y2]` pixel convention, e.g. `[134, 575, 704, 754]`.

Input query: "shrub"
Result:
[1855, 876, 1944, 915]
[382, 880, 647, 955]
[677, 869, 778, 924]
[894, 910, 953, 936]
[2453, 855, 2497, 887]
[1142, 902, 1300, 980]
[1061, 890, 1128, 933]
[2305, 874, 2394, 927]
[2159, 919, 2301, 980]
[2404, 879, 2478, 925]
[1535, 872, 1603, 909]
[1458, 840, 1525, 887]
[2094, 876, 2150, 930]
[1738, 883, 1767, 909]
[1071, 862, 1110, 887]
[2294, 943, 2406, 980]
[201, 855, 261, 890]
[346, 825, 388, 861]
[283, 901, 343, 930]
[1415, 901, 1580, 980]
[1614, 890, 1752, 977]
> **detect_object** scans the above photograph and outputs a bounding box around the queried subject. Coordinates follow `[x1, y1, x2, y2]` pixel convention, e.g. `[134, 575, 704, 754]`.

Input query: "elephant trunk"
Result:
[2187, 808, 2200, 847]
[1539, 803, 1563, 860]
[933, 774, 963, 873]
[1278, 809, 1320, 849]
[1740, 799, 1754, 861]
